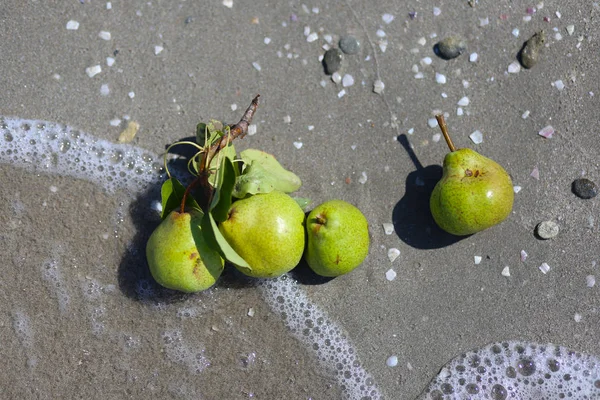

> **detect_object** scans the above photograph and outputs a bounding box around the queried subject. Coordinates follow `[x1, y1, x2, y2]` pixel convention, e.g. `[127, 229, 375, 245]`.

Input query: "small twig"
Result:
[435, 114, 456, 152]
[179, 95, 260, 213]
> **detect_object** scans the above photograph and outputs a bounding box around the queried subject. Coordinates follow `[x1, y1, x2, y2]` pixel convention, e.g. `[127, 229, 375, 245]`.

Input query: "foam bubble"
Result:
[258, 275, 382, 400]
[0, 117, 163, 193]
[40, 259, 70, 313]
[418, 341, 600, 399]
[12, 310, 37, 367]
[161, 330, 210, 374]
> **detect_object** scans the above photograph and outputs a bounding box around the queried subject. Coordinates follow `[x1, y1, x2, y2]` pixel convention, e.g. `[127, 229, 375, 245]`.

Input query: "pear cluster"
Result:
[145, 98, 370, 293]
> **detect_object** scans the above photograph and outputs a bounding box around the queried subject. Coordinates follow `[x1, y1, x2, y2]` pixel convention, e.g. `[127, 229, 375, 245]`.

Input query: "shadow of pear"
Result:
[392, 134, 467, 249]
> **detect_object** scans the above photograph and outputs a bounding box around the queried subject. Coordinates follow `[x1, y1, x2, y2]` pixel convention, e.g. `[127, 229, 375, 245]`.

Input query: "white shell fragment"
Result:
[386, 355, 398, 367]
[427, 118, 438, 128]
[358, 171, 367, 184]
[373, 80, 385, 94]
[508, 62, 521, 74]
[538, 125, 554, 138]
[457, 96, 469, 106]
[252, 62, 261, 71]
[387, 248, 400, 263]
[342, 74, 355, 87]
[474, 256, 482, 265]
[247, 124, 257, 136]
[530, 167, 540, 180]
[99, 31, 111, 40]
[385, 269, 397, 281]
[469, 130, 483, 144]
[501, 266, 511, 277]
[332, 72, 342, 84]
[86, 65, 102, 78]
[154, 45, 164, 55]
[382, 223, 394, 235]
[247, 307, 255, 317]
[586, 275, 596, 288]
[553, 80, 565, 90]
[469, 53, 478, 62]
[520, 250, 528, 262]
[293, 141, 303, 149]
[435, 73, 447, 84]
[66, 20, 80, 30]
[539, 263, 551, 274]
[222, 0, 233, 8]
[513, 186, 522, 193]
[382, 14, 394, 24]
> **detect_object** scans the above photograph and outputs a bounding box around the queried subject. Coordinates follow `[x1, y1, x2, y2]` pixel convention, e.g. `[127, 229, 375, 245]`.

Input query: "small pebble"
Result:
[474, 256, 482, 265]
[323, 48, 343, 74]
[382, 223, 394, 235]
[331, 72, 342, 84]
[566, 25, 575, 35]
[306, 32, 318, 43]
[572, 178, 598, 199]
[358, 171, 367, 184]
[530, 167, 540, 180]
[382, 14, 394, 24]
[373, 80, 384, 94]
[427, 118, 438, 128]
[385, 269, 397, 281]
[507, 62, 521, 74]
[501, 266, 510, 277]
[337, 89, 346, 98]
[386, 355, 398, 367]
[513, 186, 522, 193]
[574, 313, 582, 323]
[154, 45, 164, 55]
[387, 248, 400, 262]
[586, 275, 596, 288]
[539, 262, 551, 274]
[100, 84, 110, 96]
[469, 53, 478, 62]
[99, 31, 111, 40]
[519, 30, 546, 69]
[457, 97, 469, 106]
[522, 110, 530, 119]
[435, 36, 466, 59]
[247, 124, 257, 136]
[553, 80, 564, 90]
[293, 141, 303, 149]
[252, 62, 261, 71]
[339, 36, 360, 54]
[247, 307, 255, 317]
[435, 73, 446, 84]
[535, 221, 559, 239]
[456, 108, 463, 116]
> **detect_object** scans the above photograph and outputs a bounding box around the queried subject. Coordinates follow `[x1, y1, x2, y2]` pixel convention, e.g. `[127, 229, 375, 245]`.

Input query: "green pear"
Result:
[146, 210, 224, 293]
[218, 191, 305, 278]
[305, 200, 369, 277]
[430, 115, 514, 236]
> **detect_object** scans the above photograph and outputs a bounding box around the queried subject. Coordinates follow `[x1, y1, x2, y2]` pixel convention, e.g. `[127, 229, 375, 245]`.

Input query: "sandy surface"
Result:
[1, 1, 600, 399]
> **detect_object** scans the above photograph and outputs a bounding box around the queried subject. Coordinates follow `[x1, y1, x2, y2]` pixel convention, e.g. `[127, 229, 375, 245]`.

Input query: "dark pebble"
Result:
[435, 36, 467, 60]
[519, 30, 546, 69]
[572, 178, 598, 199]
[339, 36, 360, 55]
[323, 48, 343, 74]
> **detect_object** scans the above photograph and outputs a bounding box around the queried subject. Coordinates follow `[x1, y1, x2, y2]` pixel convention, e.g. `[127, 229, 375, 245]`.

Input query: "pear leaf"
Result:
[210, 156, 237, 223]
[196, 119, 225, 147]
[160, 177, 201, 219]
[292, 197, 312, 210]
[208, 142, 237, 186]
[233, 149, 302, 198]
[201, 212, 252, 271]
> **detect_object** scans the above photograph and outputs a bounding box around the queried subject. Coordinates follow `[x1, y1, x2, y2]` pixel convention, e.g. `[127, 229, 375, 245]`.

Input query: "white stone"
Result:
[385, 269, 397, 281]
[435, 73, 446, 84]
[586, 275, 596, 288]
[247, 124, 257, 136]
[283, 115, 291, 124]
[100, 84, 110, 96]
[128, 91, 135, 99]
[433, 7, 441, 16]
[512, 28, 520, 37]
[469, 53, 478, 62]
[154, 45, 164, 55]
[417, 37, 427, 46]
[513, 186, 522, 193]
[358, 171, 367, 184]
[222, 0, 233, 8]
[574, 313, 582, 322]
[566, 25, 575, 35]
[474, 256, 482, 265]
[252, 62, 261, 71]
[293, 141, 303, 149]
[427, 118, 438, 128]
[106, 57, 115, 67]
[387, 248, 400, 262]
[373, 80, 385, 94]
[66, 20, 80, 30]
[501, 266, 511, 277]
[456, 107, 464, 116]
[553, 80, 565, 90]
[306, 32, 318, 43]
[376, 29, 386, 38]
[109, 119, 121, 126]
[247, 307, 255, 317]
[337, 89, 346, 98]
[264, 37, 271, 44]
[432, 133, 441, 142]
[457, 96, 469, 106]
[414, 72, 424, 79]
[331, 72, 342, 84]
[420, 57, 432, 66]
[522, 110, 530, 119]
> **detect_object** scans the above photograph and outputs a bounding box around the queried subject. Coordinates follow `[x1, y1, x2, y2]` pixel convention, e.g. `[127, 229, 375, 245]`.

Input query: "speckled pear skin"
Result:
[146, 211, 224, 293]
[218, 191, 305, 278]
[305, 200, 370, 277]
[430, 148, 514, 236]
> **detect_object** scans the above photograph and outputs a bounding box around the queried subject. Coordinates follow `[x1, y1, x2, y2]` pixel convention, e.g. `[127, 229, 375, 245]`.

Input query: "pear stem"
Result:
[435, 114, 456, 152]
[179, 95, 260, 214]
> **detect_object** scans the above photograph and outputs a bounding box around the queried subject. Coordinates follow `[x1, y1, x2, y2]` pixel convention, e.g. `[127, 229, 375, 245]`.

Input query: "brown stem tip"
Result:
[435, 114, 456, 152]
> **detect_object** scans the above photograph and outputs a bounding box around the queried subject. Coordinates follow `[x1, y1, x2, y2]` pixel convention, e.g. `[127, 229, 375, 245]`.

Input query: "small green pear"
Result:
[146, 210, 224, 293]
[430, 115, 514, 236]
[305, 200, 369, 277]
[218, 191, 305, 278]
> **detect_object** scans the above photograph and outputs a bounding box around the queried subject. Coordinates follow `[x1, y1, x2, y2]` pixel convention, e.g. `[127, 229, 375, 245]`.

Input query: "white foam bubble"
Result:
[259, 275, 382, 400]
[12, 310, 34, 348]
[418, 341, 600, 399]
[162, 330, 210, 374]
[0, 117, 163, 193]
[41, 259, 70, 313]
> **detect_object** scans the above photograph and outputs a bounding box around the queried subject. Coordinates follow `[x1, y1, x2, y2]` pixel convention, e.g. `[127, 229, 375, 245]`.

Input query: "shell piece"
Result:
[435, 36, 467, 60]
[519, 30, 546, 69]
